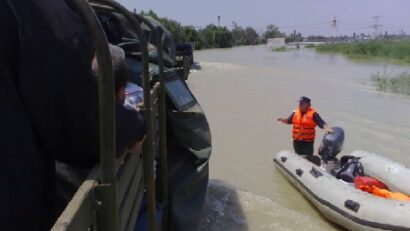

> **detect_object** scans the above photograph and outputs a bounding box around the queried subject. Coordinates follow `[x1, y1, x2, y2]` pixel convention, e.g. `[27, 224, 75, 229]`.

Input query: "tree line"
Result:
[140, 10, 303, 49]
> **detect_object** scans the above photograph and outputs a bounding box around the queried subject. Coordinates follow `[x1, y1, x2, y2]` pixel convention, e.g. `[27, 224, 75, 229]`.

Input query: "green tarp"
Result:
[166, 101, 212, 231]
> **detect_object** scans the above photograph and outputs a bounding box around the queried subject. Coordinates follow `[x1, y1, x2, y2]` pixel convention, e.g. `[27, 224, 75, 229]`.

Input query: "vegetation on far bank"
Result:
[272, 46, 287, 52]
[316, 40, 410, 64]
[316, 40, 410, 95]
[140, 10, 302, 50]
[304, 44, 316, 48]
[372, 72, 410, 95]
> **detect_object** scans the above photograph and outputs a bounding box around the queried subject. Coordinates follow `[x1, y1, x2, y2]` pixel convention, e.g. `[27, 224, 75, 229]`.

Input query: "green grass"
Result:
[316, 40, 410, 64]
[371, 72, 410, 95]
[272, 46, 287, 52]
[304, 44, 316, 49]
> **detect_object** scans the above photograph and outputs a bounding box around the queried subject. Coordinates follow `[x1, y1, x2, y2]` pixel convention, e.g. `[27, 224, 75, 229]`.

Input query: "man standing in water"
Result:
[278, 96, 333, 156]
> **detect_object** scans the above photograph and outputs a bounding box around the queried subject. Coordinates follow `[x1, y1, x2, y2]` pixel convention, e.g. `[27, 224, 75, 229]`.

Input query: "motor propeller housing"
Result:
[318, 127, 345, 161]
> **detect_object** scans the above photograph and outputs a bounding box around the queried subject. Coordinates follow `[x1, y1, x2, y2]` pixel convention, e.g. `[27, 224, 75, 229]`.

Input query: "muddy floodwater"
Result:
[190, 46, 410, 231]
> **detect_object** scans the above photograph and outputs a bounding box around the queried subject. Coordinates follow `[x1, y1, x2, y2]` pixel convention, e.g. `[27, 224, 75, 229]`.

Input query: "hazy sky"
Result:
[121, 0, 410, 36]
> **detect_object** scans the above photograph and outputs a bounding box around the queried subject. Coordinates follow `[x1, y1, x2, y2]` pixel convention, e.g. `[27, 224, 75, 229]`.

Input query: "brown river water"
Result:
[189, 46, 410, 231]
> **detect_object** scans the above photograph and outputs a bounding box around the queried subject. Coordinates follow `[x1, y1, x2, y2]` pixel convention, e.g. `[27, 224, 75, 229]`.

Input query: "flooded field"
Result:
[190, 46, 410, 230]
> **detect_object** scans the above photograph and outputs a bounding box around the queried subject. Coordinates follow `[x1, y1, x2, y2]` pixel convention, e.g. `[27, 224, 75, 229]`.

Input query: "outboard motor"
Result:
[318, 127, 345, 161]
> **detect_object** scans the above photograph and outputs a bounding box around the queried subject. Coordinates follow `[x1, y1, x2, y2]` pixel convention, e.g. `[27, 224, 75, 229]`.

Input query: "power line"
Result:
[331, 16, 338, 37]
[278, 21, 331, 30]
[190, 16, 409, 36]
[372, 15, 383, 38]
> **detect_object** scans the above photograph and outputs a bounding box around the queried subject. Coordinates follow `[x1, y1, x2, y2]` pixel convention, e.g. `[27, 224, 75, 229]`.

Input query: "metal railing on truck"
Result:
[51, 0, 167, 230]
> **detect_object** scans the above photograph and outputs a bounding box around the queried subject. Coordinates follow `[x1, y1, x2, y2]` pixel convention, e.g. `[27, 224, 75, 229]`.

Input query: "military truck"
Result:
[175, 43, 194, 80]
[51, 0, 211, 230]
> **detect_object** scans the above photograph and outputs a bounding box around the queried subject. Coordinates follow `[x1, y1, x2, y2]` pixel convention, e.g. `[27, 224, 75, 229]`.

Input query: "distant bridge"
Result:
[286, 41, 326, 46]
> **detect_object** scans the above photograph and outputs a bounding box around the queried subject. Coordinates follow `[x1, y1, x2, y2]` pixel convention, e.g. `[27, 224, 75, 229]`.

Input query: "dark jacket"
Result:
[1, 0, 98, 230]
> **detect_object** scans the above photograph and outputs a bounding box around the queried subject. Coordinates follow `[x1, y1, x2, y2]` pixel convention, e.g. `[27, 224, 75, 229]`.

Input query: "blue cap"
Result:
[298, 96, 311, 104]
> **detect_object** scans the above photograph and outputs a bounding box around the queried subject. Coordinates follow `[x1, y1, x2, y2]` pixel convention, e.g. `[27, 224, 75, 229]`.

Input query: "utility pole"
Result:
[372, 16, 382, 39]
[217, 15, 221, 27]
[232, 21, 237, 30]
[331, 16, 338, 42]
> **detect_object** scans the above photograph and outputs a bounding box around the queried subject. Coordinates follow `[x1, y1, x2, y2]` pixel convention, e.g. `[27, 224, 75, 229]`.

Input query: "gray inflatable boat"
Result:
[274, 128, 410, 231]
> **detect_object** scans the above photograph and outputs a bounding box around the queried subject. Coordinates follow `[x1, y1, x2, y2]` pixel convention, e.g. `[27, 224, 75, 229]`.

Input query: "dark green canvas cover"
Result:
[95, 8, 211, 229]
[166, 93, 212, 231]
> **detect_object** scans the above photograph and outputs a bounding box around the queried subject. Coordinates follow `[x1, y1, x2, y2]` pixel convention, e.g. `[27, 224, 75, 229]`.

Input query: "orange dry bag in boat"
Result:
[354, 176, 410, 201]
[354, 176, 387, 192]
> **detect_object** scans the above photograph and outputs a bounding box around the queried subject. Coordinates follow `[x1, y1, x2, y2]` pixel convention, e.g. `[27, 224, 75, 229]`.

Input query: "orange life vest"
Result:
[371, 188, 410, 201]
[292, 107, 317, 141]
